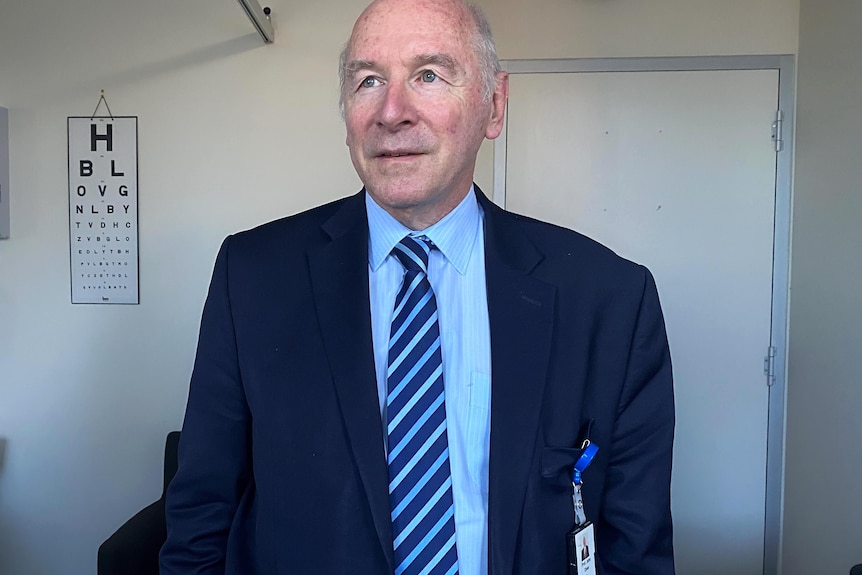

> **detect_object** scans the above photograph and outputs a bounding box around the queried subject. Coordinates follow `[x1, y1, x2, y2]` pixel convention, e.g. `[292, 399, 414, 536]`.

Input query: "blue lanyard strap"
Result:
[571, 441, 599, 526]
[572, 441, 599, 485]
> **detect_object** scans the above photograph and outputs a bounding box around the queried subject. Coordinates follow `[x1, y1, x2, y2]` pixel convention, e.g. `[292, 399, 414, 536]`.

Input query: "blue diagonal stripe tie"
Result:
[387, 235, 459, 575]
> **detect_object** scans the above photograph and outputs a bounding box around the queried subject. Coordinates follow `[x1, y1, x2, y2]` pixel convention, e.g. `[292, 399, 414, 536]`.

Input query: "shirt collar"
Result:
[366, 186, 481, 275]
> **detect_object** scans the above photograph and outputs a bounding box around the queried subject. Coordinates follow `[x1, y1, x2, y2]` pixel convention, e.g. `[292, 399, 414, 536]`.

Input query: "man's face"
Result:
[342, 0, 507, 229]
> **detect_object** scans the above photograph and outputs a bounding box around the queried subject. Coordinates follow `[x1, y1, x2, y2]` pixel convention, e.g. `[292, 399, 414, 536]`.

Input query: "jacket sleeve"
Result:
[599, 267, 675, 575]
[160, 236, 252, 575]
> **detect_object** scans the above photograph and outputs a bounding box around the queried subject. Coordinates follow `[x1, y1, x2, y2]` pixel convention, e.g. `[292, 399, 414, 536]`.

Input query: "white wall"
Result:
[486, 0, 798, 59]
[0, 1, 799, 574]
[783, 1, 862, 573]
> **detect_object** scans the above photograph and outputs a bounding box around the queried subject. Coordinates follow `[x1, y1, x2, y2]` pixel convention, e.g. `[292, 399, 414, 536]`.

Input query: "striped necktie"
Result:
[387, 235, 459, 575]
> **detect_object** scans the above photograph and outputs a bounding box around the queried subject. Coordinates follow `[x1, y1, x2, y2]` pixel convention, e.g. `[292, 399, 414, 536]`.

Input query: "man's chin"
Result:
[364, 179, 434, 209]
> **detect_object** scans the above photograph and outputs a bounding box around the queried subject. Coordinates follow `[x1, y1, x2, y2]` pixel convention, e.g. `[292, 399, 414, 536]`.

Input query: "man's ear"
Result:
[485, 71, 509, 140]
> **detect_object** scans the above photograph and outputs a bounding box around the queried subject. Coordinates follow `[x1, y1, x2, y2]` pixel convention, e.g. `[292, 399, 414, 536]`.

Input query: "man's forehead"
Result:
[348, 16, 474, 67]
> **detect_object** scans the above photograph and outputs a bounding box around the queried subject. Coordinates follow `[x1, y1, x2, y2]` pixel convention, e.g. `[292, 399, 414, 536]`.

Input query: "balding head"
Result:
[339, 0, 500, 115]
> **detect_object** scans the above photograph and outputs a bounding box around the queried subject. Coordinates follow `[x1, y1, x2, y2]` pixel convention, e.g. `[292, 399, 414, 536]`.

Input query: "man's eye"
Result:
[360, 77, 379, 89]
[421, 70, 438, 83]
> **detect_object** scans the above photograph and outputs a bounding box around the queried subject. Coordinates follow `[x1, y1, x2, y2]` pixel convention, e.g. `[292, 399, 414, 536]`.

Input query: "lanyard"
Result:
[572, 440, 599, 527]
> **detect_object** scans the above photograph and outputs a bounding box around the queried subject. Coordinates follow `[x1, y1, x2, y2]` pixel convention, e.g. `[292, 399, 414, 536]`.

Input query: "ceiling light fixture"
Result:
[236, 0, 274, 44]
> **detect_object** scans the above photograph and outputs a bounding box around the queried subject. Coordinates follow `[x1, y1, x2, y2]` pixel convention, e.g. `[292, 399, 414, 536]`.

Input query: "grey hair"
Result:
[466, 2, 502, 103]
[338, 41, 351, 117]
[338, 0, 501, 116]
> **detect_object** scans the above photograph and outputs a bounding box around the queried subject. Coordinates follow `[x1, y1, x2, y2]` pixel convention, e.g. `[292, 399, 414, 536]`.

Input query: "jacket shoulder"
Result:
[494, 206, 648, 282]
[230, 194, 357, 250]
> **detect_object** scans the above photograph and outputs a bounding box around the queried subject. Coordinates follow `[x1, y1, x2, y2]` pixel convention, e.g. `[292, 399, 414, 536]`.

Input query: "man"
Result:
[161, 0, 675, 573]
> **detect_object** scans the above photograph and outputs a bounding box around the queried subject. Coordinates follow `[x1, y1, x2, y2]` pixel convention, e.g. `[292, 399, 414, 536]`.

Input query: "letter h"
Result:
[91, 123, 113, 152]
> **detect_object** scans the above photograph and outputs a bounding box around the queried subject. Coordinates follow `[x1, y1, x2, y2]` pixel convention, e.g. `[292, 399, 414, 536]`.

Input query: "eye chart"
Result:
[68, 116, 139, 304]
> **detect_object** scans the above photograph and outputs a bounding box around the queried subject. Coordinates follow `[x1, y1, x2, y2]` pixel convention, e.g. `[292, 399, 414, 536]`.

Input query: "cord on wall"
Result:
[0, 107, 9, 239]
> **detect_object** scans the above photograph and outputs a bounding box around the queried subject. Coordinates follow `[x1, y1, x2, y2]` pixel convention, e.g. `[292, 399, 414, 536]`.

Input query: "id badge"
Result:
[567, 438, 599, 575]
[567, 521, 596, 575]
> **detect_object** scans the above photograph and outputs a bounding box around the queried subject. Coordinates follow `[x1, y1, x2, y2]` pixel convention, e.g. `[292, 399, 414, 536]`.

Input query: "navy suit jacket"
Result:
[161, 188, 675, 575]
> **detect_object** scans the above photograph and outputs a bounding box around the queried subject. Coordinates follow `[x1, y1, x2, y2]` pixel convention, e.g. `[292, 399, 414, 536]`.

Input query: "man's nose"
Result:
[376, 81, 416, 129]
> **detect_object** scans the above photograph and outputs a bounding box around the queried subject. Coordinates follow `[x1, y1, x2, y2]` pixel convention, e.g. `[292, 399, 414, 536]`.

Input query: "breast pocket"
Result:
[466, 372, 491, 493]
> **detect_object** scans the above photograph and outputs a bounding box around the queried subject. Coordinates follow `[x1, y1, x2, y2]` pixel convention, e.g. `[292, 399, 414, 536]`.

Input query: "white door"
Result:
[502, 69, 779, 575]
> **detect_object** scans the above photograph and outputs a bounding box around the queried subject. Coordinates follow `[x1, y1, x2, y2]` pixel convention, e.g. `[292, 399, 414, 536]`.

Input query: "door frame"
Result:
[493, 55, 795, 575]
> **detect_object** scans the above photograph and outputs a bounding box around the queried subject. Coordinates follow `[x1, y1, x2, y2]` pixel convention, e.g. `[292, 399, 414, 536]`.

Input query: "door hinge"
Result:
[771, 111, 784, 152]
[763, 346, 777, 386]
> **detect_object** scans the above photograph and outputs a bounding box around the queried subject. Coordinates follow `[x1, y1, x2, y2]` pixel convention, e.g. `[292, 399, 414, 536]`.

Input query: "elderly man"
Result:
[160, 0, 675, 574]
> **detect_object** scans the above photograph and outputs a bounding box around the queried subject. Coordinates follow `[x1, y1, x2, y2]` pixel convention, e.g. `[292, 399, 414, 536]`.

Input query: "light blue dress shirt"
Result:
[367, 188, 491, 575]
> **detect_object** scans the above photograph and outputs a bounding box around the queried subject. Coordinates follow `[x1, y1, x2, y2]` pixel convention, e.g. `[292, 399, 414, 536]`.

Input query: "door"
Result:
[501, 68, 779, 575]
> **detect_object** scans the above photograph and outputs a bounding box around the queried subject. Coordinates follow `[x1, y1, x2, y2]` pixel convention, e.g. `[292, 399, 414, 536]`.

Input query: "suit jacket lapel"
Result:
[479, 191, 556, 575]
[307, 191, 394, 572]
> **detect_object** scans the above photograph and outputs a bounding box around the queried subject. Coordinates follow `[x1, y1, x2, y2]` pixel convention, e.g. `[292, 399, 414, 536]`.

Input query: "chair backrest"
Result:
[850, 564, 862, 575]
[162, 431, 180, 497]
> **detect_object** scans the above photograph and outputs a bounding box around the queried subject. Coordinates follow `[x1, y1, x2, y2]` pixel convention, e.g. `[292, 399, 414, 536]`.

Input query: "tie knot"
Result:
[392, 235, 432, 273]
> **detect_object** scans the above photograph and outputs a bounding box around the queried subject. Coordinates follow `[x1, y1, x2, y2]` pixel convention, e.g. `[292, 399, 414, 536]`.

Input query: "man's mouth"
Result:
[378, 152, 419, 158]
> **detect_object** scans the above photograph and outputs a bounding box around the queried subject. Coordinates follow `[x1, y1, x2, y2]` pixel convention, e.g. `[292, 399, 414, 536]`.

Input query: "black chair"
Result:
[97, 431, 179, 575]
[851, 565, 862, 575]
